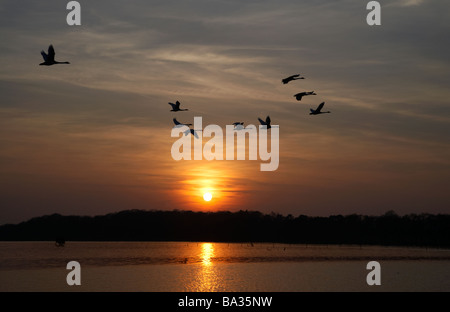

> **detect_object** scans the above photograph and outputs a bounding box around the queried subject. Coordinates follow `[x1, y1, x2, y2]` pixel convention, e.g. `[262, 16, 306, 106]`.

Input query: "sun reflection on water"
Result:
[201, 243, 214, 266]
[185, 242, 221, 291]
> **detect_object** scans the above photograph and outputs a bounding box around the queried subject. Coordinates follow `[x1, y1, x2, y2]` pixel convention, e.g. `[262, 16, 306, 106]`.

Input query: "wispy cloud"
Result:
[396, 0, 427, 7]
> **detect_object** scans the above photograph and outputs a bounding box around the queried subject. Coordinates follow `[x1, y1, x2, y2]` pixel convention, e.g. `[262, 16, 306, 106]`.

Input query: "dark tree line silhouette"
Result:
[0, 209, 449, 248]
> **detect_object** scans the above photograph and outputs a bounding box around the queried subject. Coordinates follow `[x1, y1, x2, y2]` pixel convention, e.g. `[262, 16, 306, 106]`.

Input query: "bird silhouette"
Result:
[173, 118, 192, 127]
[282, 74, 304, 84]
[184, 128, 200, 139]
[232, 122, 245, 130]
[294, 91, 317, 101]
[310, 102, 331, 115]
[258, 116, 271, 129]
[168, 101, 188, 112]
[39, 45, 70, 66]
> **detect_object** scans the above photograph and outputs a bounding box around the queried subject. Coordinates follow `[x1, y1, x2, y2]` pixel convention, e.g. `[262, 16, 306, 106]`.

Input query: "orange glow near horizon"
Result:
[172, 163, 248, 211]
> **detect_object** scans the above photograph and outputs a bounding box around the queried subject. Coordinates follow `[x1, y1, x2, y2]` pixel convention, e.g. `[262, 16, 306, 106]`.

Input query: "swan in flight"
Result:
[310, 102, 331, 115]
[39, 45, 70, 66]
[232, 122, 245, 130]
[184, 128, 200, 139]
[173, 118, 192, 128]
[168, 101, 188, 112]
[258, 116, 271, 129]
[282, 74, 304, 84]
[294, 91, 317, 101]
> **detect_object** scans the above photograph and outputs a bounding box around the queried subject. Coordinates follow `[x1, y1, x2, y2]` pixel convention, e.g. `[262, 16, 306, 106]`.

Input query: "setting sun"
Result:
[203, 192, 212, 202]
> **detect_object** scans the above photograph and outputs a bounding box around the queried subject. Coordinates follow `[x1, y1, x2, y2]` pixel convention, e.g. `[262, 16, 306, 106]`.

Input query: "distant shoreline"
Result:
[1, 209, 449, 248]
[1, 240, 450, 252]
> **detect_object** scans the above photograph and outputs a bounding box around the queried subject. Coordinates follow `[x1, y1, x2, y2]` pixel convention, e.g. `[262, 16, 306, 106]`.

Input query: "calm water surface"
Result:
[0, 242, 449, 291]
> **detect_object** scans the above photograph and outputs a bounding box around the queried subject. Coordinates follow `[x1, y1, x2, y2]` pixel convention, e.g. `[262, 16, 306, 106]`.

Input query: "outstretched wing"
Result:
[173, 118, 181, 125]
[168, 102, 176, 109]
[48, 45, 55, 62]
[282, 74, 299, 84]
[266, 116, 271, 125]
[294, 93, 304, 101]
[316, 102, 325, 112]
[175, 101, 181, 109]
[40, 50, 48, 62]
[258, 118, 266, 125]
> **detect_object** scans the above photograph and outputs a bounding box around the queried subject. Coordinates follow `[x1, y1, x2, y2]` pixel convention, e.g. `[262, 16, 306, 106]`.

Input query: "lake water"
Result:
[0, 242, 449, 292]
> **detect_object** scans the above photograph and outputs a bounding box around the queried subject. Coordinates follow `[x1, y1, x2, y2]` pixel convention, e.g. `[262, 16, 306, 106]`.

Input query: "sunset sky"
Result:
[1, 0, 449, 224]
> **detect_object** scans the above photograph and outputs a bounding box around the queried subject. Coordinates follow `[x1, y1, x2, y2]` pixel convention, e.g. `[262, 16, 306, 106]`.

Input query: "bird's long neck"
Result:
[55, 61, 70, 64]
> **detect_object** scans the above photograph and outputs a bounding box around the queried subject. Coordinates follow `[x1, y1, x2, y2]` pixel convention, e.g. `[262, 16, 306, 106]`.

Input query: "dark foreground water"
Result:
[0, 242, 449, 291]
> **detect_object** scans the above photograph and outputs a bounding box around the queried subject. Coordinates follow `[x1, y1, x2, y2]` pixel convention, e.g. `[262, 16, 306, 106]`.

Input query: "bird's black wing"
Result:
[173, 118, 180, 125]
[48, 45, 55, 61]
[175, 101, 181, 109]
[40, 50, 48, 62]
[258, 118, 266, 125]
[266, 116, 271, 124]
[282, 74, 299, 83]
[294, 93, 304, 100]
[316, 102, 325, 112]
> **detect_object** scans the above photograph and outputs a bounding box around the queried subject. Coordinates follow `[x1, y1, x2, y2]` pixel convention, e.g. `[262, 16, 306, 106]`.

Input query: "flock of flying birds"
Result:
[284, 74, 331, 115]
[168, 74, 331, 138]
[39, 45, 331, 140]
